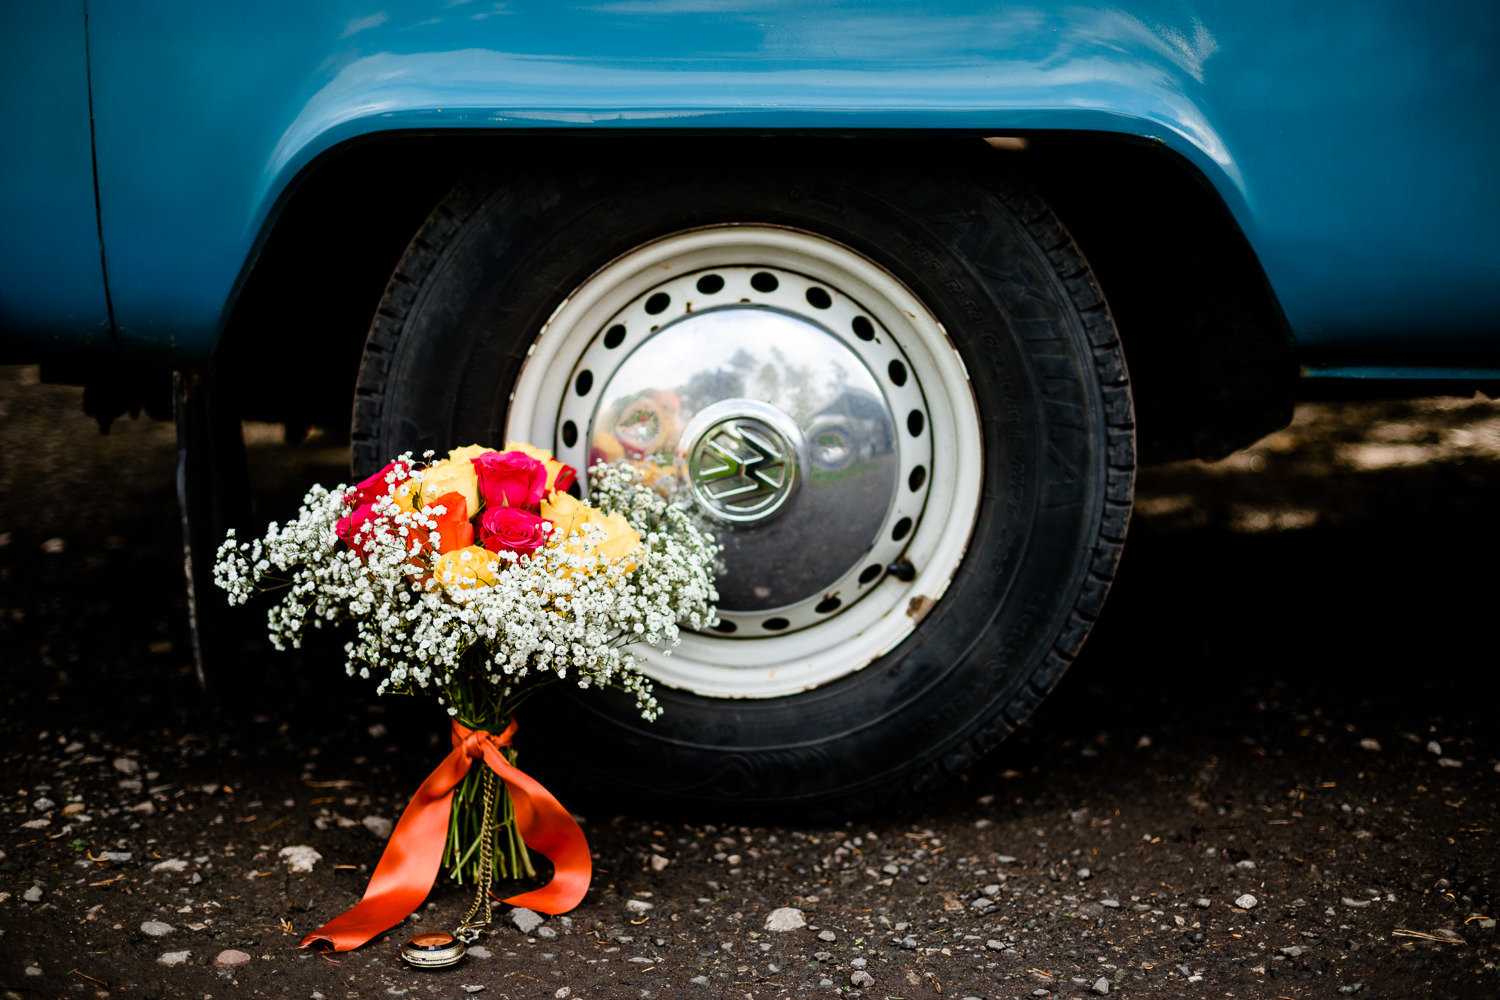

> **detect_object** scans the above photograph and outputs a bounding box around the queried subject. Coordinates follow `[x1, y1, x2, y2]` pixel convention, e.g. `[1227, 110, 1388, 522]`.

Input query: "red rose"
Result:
[479, 506, 551, 556]
[472, 450, 548, 510]
[552, 462, 578, 494]
[346, 460, 411, 507]
[426, 491, 474, 555]
[335, 502, 379, 558]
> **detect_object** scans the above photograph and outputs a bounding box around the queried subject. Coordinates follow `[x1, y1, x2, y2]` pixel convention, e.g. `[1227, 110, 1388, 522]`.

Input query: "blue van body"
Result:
[2, 1, 1498, 376]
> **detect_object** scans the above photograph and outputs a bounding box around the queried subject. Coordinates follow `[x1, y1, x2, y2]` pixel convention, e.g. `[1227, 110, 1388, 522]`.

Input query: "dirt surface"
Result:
[1, 364, 1498, 999]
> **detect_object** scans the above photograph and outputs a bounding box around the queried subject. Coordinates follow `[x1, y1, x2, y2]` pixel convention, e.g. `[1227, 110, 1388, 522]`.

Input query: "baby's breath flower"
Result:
[211, 453, 718, 722]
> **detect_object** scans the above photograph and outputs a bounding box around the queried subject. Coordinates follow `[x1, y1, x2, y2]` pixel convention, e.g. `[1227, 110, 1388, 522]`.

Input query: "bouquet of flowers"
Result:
[214, 442, 718, 954]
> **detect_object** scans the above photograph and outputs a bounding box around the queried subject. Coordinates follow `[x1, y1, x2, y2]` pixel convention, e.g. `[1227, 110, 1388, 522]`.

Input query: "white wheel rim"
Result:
[509, 226, 983, 698]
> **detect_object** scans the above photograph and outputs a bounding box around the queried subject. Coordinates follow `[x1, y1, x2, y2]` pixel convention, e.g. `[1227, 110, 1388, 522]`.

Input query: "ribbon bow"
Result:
[301, 719, 591, 951]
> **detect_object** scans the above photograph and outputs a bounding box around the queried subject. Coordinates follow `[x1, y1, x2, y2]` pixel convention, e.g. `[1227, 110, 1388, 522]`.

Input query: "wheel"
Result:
[352, 143, 1134, 819]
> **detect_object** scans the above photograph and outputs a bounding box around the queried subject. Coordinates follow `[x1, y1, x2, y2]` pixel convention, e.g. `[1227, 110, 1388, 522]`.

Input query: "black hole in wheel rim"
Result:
[908, 466, 926, 492]
[851, 316, 875, 341]
[762, 617, 789, 631]
[814, 596, 842, 614]
[750, 271, 779, 293]
[907, 410, 924, 436]
[603, 324, 626, 349]
[644, 292, 671, 315]
[696, 273, 725, 294]
[858, 564, 882, 585]
[561, 420, 578, 448]
[892, 517, 912, 542]
[805, 286, 832, 309]
[574, 370, 593, 396]
[710, 619, 737, 633]
[888, 359, 907, 386]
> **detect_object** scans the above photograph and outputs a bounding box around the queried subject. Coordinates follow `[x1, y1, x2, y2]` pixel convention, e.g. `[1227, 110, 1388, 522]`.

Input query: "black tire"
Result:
[352, 142, 1134, 820]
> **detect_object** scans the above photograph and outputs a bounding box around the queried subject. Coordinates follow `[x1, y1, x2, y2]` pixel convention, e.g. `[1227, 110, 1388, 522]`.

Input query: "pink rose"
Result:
[346, 460, 411, 507]
[472, 450, 548, 510]
[335, 502, 379, 558]
[479, 506, 551, 556]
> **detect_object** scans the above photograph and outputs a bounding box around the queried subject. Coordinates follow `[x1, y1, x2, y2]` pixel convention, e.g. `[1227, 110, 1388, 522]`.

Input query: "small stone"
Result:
[97, 851, 132, 863]
[151, 859, 189, 872]
[851, 970, 875, 987]
[817, 929, 837, 942]
[1194, 897, 1211, 908]
[995, 855, 1018, 864]
[1101, 898, 1120, 908]
[1092, 977, 1111, 995]
[362, 816, 394, 839]
[986, 939, 1005, 950]
[41, 536, 65, 553]
[900, 935, 918, 949]
[215, 949, 252, 967]
[649, 854, 671, 871]
[1280, 946, 1303, 957]
[1077, 867, 1092, 879]
[157, 950, 191, 966]
[463, 987, 485, 994]
[974, 818, 994, 829]
[764, 906, 806, 932]
[849, 957, 868, 969]
[553, 988, 571, 999]
[141, 921, 174, 937]
[23, 886, 44, 902]
[510, 907, 544, 934]
[1236, 860, 1257, 870]
[279, 845, 322, 872]
[1478, 919, 1496, 930]
[981, 883, 1002, 897]
[1359, 738, 1381, 751]
[1427, 741, 1442, 755]
[535, 926, 557, 939]
[113, 758, 140, 775]
[1338, 983, 1365, 995]
[1234, 894, 1258, 909]
[20, 819, 50, 829]
[33, 797, 55, 812]
[467, 946, 493, 959]
[1341, 897, 1372, 908]
[689, 976, 709, 986]
[1438, 758, 1463, 768]
[24, 966, 41, 977]
[624, 899, 654, 915]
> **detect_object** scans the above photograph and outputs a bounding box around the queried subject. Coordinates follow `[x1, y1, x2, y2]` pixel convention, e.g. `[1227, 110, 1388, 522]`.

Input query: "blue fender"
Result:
[22, 2, 1500, 367]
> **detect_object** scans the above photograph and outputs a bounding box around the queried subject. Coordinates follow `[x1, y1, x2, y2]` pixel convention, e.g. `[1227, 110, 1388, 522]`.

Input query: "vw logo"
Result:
[677, 401, 806, 524]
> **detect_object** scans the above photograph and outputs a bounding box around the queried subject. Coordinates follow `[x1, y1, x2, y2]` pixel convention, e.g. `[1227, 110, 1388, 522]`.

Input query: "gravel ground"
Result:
[1, 364, 1498, 999]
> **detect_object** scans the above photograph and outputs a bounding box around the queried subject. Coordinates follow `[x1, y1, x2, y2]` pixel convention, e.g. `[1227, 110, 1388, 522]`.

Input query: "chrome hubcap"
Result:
[570, 266, 932, 625]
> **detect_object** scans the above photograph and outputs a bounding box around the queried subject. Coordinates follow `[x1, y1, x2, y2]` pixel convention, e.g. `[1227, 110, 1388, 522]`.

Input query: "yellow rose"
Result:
[594, 511, 641, 570]
[390, 479, 420, 513]
[503, 440, 576, 493]
[419, 457, 480, 516]
[435, 545, 500, 591]
[540, 493, 640, 573]
[446, 444, 494, 464]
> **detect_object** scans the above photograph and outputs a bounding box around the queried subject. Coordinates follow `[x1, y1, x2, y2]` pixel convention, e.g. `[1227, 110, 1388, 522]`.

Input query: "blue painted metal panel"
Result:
[66, 1, 1500, 365]
[0, 3, 111, 359]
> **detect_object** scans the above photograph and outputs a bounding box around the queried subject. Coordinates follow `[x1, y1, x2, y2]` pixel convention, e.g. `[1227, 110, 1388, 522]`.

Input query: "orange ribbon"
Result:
[300, 719, 591, 951]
